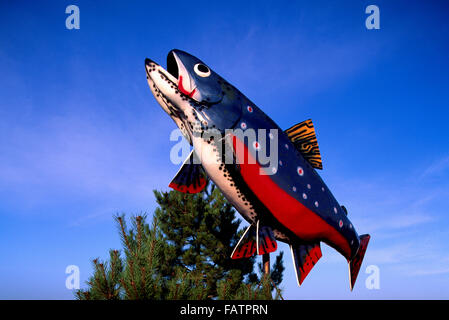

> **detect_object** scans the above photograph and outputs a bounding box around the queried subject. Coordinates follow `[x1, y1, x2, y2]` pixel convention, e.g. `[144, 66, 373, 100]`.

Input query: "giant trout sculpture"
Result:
[145, 49, 370, 290]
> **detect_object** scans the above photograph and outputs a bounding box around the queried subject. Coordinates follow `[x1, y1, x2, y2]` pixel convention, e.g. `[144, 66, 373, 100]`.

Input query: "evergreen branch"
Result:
[173, 283, 180, 300]
[80, 186, 285, 300]
[119, 279, 131, 298]
[117, 216, 135, 259]
[270, 278, 284, 300]
[98, 263, 110, 298]
[141, 266, 146, 298]
[147, 218, 157, 268]
[136, 215, 143, 253]
[131, 280, 138, 299]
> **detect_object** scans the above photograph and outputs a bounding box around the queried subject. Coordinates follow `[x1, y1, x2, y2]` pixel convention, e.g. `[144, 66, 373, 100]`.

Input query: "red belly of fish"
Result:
[232, 135, 351, 258]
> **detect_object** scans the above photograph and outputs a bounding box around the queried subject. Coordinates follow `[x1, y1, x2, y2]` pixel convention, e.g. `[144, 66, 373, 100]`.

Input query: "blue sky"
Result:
[1, 0, 449, 299]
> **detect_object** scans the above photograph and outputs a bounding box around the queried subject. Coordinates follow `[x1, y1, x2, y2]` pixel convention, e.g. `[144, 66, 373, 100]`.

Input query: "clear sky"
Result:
[1, 0, 449, 299]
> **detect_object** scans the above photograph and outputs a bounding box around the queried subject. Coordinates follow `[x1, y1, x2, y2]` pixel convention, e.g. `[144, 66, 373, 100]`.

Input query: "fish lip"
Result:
[145, 58, 178, 84]
[145, 57, 180, 116]
[145, 57, 155, 66]
[145, 56, 200, 126]
[145, 56, 199, 104]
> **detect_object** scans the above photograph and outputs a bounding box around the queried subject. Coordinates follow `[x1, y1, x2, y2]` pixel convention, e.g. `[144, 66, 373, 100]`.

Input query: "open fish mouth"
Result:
[144, 56, 187, 117]
[147, 49, 224, 107]
[145, 57, 178, 96]
[145, 50, 198, 107]
[145, 50, 235, 136]
[166, 51, 198, 97]
[145, 55, 202, 144]
[145, 56, 178, 86]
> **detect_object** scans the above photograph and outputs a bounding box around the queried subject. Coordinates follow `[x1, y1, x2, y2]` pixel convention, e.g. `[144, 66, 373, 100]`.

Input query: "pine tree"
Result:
[76, 183, 284, 300]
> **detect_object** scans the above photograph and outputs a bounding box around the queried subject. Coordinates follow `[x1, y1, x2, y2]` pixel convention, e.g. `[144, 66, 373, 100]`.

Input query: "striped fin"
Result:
[285, 119, 323, 170]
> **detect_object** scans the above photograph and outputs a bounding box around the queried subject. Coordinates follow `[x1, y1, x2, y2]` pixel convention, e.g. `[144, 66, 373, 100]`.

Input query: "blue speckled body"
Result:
[232, 97, 360, 259]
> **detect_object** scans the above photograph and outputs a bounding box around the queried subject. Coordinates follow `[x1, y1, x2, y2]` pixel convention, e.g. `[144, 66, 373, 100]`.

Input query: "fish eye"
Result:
[194, 63, 211, 77]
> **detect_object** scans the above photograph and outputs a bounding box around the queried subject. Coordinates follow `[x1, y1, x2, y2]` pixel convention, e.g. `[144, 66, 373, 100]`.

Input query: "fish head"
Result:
[166, 49, 223, 104]
[145, 50, 243, 141]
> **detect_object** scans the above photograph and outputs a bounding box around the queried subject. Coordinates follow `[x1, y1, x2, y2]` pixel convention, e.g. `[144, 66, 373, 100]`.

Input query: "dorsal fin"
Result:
[285, 119, 323, 170]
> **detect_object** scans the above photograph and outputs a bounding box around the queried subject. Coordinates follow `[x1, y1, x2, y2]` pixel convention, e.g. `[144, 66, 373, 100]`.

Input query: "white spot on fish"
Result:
[297, 167, 304, 176]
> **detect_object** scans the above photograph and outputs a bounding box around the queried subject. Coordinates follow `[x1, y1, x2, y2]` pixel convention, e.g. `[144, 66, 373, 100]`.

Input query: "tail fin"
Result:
[349, 234, 370, 291]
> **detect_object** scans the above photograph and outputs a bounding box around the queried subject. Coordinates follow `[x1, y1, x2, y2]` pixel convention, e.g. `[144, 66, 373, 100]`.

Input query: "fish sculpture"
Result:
[144, 49, 370, 290]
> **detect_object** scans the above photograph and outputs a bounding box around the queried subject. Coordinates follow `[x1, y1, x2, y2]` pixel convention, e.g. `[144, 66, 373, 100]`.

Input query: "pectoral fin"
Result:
[169, 150, 207, 193]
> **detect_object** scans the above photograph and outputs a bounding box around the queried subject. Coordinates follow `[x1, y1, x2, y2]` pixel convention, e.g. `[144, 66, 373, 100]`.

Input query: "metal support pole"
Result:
[263, 253, 270, 275]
